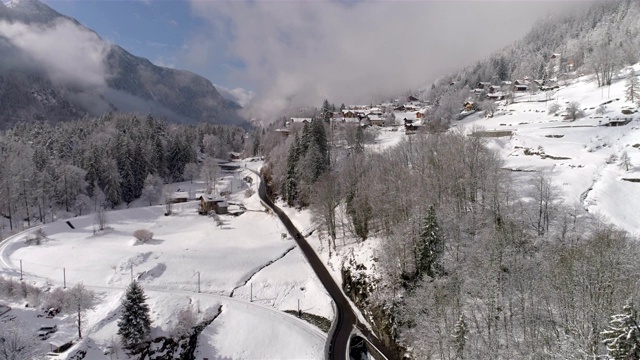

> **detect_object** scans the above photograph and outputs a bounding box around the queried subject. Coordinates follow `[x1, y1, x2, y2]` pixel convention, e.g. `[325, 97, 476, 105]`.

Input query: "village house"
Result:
[368, 114, 385, 126]
[404, 118, 421, 132]
[512, 80, 529, 92]
[198, 194, 228, 215]
[288, 118, 312, 126]
[170, 191, 189, 203]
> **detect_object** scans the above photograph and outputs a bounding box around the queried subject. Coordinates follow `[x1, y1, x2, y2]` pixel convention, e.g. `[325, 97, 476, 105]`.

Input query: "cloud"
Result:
[214, 84, 254, 108]
[188, 0, 584, 119]
[153, 55, 176, 69]
[0, 17, 111, 88]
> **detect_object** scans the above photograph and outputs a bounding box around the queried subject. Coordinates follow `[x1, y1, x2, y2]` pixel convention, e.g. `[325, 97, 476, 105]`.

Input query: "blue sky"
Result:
[42, 0, 237, 87]
[32, 0, 585, 116]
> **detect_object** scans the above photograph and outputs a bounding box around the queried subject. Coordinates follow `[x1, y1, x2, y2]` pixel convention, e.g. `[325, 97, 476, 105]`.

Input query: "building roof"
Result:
[171, 191, 189, 199]
[290, 117, 312, 123]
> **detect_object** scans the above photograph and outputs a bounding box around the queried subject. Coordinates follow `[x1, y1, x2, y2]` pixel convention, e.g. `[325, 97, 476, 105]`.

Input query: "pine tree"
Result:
[117, 281, 152, 349]
[418, 205, 444, 278]
[354, 125, 365, 154]
[602, 303, 640, 360]
[626, 71, 640, 104]
[310, 118, 329, 172]
[321, 99, 332, 123]
[282, 136, 301, 206]
[452, 314, 468, 359]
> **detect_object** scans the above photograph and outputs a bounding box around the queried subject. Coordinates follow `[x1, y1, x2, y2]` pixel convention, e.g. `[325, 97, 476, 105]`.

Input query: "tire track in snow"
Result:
[229, 245, 296, 297]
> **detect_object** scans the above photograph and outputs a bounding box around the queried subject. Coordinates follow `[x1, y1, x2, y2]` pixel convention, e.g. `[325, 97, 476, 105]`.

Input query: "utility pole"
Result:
[63, 267, 66, 289]
[250, 283, 253, 302]
[130, 264, 133, 282]
[20, 259, 23, 281]
[197, 271, 201, 293]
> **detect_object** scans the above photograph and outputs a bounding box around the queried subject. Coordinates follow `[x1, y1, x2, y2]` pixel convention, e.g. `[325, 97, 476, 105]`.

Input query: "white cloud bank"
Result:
[188, 0, 585, 119]
[215, 84, 254, 108]
[0, 17, 111, 88]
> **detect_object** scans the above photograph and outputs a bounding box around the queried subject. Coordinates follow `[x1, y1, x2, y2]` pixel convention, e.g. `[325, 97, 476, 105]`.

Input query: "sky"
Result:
[25, 0, 589, 117]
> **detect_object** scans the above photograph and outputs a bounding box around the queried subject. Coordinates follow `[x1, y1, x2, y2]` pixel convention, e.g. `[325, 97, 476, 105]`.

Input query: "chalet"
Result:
[198, 194, 229, 215]
[476, 82, 493, 90]
[463, 101, 475, 111]
[368, 114, 385, 126]
[228, 152, 242, 161]
[407, 95, 419, 102]
[416, 110, 426, 119]
[512, 80, 528, 92]
[488, 85, 502, 93]
[404, 118, 421, 132]
[287, 118, 311, 126]
[487, 92, 505, 100]
[343, 110, 356, 118]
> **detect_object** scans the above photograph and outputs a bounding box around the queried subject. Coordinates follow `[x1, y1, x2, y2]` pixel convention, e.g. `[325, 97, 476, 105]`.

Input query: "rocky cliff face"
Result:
[0, 0, 245, 129]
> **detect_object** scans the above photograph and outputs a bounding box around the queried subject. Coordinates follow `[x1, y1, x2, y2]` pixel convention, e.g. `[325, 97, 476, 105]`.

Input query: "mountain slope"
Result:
[0, 0, 244, 128]
[457, 63, 640, 235]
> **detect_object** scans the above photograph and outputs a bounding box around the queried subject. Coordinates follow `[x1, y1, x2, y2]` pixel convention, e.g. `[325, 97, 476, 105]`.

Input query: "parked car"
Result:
[37, 325, 57, 340]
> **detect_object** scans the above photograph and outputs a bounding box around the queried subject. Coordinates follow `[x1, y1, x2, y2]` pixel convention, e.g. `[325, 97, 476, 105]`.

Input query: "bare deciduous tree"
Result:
[67, 283, 95, 339]
[0, 321, 43, 360]
[566, 101, 584, 121]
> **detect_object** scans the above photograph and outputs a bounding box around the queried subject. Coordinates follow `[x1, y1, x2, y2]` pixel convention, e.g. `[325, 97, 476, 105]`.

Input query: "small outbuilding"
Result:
[198, 194, 229, 215]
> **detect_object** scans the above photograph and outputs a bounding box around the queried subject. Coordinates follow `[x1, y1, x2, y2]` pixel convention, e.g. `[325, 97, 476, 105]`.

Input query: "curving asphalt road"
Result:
[252, 170, 396, 360]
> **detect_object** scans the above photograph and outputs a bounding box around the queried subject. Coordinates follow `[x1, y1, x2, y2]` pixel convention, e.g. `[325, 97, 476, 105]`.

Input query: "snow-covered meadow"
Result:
[0, 166, 330, 359]
[456, 65, 640, 235]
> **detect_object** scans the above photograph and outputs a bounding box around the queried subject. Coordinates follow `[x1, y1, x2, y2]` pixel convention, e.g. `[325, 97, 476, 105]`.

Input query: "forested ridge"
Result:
[425, 0, 640, 123]
[0, 113, 250, 235]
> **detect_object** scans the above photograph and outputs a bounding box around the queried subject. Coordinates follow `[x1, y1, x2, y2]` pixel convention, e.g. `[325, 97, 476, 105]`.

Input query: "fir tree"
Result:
[418, 205, 444, 278]
[117, 281, 152, 349]
[626, 71, 640, 104]
[321, 99, 332, 123]
[602, 302, 640, 360]
[452, 314, 468, 359]
[310, 118, 329, 172]
[282, 135, 301, 206]
[354, 125, 365, 154]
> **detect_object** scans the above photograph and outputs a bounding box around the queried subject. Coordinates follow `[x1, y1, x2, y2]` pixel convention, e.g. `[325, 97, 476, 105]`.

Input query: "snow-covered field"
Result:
[457, 65, 640, 235]
[0, 166, 329, 359]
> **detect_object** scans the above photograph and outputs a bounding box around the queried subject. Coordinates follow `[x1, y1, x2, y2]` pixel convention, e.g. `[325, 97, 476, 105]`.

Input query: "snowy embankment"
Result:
[0, 166, 329, 359]
[457, 64, 640, 235]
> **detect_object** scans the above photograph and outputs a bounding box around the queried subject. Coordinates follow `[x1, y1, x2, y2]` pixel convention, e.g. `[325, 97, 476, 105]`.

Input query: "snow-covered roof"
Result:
[171, 191, 189, 199]
[290, 117, 311, 123]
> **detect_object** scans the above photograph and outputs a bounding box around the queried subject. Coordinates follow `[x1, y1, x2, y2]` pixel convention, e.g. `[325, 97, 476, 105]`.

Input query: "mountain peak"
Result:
[0, 0, 68, 24]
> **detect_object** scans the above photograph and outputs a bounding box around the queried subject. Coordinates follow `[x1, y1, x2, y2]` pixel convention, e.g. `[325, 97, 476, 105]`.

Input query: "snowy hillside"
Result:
[457, 65, 640, 235]
[0, 165, 329, 359]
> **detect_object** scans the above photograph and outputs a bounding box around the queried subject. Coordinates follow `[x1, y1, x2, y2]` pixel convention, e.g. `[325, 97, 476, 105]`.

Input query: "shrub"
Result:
[548, 102, 561, 115]
[565, 101, 585, 121]
[133, 229, 154, 243]
[25, 228, 47, 246]
[596, 104, 608, 115]
[171, 307, 197, 338]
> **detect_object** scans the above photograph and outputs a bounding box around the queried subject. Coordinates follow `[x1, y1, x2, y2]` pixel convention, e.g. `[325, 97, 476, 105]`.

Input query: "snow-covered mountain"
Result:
[0, 0, 245, 129]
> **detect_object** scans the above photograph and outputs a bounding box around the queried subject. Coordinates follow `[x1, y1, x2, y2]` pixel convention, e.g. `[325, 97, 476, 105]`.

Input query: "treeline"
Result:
[426, 0, 640, 121]
[363, 132, 640, 358]
[0, 113, 249, 233]
[264, 117, 640, 357]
